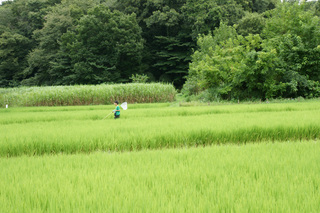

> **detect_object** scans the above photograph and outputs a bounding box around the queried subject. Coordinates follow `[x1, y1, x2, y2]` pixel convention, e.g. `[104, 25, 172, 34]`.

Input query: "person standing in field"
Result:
[113, 101, 120, 119]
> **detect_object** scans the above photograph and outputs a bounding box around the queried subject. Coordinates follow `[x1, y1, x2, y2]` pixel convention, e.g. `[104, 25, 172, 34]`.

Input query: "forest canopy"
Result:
[1, 0, 320, 100]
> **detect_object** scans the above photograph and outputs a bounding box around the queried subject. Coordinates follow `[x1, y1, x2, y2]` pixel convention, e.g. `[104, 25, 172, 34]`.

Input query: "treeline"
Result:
[1, 0, 320, 100]
[183, 1, 320, 100]
[0, 0, 278, 89]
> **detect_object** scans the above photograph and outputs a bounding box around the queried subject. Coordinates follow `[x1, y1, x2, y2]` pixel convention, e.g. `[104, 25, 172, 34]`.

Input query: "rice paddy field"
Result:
[1, 99, 320, 212]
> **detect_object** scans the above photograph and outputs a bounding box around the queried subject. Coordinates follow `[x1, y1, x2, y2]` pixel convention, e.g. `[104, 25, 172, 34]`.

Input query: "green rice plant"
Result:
[0, 83, 176, 107]
[0, 141, 319, 212]
[0, 101, 320, 157]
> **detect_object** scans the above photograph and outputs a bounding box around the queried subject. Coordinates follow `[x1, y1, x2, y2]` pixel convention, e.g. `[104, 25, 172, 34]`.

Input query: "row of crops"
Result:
[1, 141, 319, 212]
[0, 83, 176, 107]
[1, 100, 320, 212]
[1, 101, 320, 157]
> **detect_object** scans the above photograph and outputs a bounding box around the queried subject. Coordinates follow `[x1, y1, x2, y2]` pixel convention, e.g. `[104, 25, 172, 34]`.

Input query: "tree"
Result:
[183, 2, 320, 100]
[9, 0, 61, 38]
[112, 0, 248, 88]
[236, 12, 266, 36]
[144, 3, 192, 87]
[0, 3, 31, 87]
[262, 2, 320, 97]
[235, 0, 277, 13]
[181, 0, 245, 39]
[0, 31, 31, 87]
[182, 23, 240, 99]
[0, 0, 62, 87]
[22, 0, 94, 85]
[56, 5, 144, 85]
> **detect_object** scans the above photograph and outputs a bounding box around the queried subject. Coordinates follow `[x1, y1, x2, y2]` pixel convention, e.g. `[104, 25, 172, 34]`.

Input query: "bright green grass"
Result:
[1, 101, 320, 157]
[0, 141, 319, 212]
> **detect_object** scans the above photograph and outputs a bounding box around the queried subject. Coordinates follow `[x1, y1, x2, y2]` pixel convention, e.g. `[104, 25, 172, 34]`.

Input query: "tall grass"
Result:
[1, 101, 319, 157]
[0, 83, 176, 107]
[0, 141, 319, 212]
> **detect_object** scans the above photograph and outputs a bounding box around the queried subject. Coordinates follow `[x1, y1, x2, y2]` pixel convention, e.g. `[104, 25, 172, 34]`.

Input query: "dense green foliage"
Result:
[1, 141, 319, 212]
[1, 100, 319, 157]
[183, 2, 320, 100]
[0, 0, 278, 89]
[0, 83, 176, 106]
[2, 0, 320, 99]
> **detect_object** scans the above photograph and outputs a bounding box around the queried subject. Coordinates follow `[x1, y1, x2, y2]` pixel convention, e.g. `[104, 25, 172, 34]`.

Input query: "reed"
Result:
[0, 83, 176, 107]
